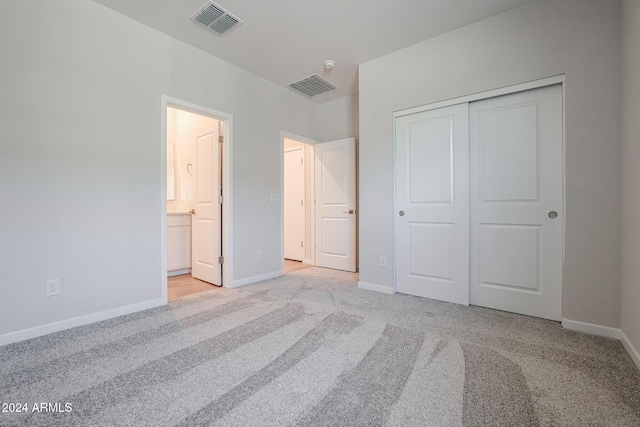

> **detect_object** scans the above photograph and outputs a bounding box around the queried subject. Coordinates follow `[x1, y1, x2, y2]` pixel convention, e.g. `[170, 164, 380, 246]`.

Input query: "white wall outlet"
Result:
[379, 256, 387, 267]
[257, 250, 263, 260]
[46, 279, 60, 297]
[270, 194, 281, 204]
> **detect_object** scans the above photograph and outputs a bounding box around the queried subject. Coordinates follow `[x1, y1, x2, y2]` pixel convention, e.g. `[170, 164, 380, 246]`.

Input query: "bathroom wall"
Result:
[167, 107, 219, 213]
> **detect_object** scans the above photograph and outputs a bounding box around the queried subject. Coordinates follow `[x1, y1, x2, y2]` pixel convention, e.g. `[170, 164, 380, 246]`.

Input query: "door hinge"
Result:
[218, 195, 223, 204]
[218, 256, 224, 264]
[300, 199, 303, 206]
[301, 241, 304, 248]
[301, 158, 303, 165]
[218, 135, 224, 144]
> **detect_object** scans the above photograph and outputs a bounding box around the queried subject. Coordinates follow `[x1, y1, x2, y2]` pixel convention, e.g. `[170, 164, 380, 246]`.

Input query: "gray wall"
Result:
[315, 95, 359, 143]
[0, 0, 631, 344]
[0, 0, 317, 338]
[621, 0, 640, 357]
[359, 0, 622, 327]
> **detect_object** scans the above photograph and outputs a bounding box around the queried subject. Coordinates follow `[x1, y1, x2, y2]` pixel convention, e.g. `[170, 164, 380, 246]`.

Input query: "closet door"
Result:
[469, 85, 563, 321]
[395, 104, 470, 305]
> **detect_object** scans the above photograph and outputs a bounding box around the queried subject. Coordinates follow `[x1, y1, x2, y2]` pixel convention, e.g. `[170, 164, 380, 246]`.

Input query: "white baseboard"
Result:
[561, 318, 621, 340]
[303, 259, 312, 265]
[620, 330, 640, 371]
[0, 297, 166, 347]
[168, 268, 191, 277]
[357, 281, 394, 295]
[230, 270, 283, 288]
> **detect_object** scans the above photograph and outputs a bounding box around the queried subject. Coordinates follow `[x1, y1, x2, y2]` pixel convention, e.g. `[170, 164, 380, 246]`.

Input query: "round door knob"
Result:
[399, 211, 405, 217]
[548, 211, 558, 219]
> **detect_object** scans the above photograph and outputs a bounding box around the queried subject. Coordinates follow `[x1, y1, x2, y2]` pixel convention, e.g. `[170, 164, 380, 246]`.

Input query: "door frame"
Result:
[280, 131, 318, 274]
[392, 74, 566, 299]
[161, 95, 233, 302]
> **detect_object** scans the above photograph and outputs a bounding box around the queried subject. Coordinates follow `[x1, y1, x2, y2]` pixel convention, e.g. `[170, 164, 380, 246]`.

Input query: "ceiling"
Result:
[93, 0, 535, 103]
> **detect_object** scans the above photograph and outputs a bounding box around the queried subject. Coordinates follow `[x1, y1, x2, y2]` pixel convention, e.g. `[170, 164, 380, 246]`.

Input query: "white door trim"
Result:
[393, 75, 565, 119]
[280, 131, 318, 274]
[161, 95, 233, 302]
[393, 77, 565, 309]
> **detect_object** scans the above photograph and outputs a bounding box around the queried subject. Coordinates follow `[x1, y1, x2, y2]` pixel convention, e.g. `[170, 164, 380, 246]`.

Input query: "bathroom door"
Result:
[191, 123, 222, 286]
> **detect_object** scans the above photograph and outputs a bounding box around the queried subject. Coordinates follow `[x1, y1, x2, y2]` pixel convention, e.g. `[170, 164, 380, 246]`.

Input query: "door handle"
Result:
[343, 209, 355, 214]
[548, 211, 558, 219]
[189, 209, 195, 215]
[399, 211, 405, 217]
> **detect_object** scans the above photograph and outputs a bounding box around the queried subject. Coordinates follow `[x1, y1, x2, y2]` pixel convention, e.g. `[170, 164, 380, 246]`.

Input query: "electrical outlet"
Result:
[380, 256, 387, 267]
[257, 250, 263, 260]
[46, 279, 60, 297]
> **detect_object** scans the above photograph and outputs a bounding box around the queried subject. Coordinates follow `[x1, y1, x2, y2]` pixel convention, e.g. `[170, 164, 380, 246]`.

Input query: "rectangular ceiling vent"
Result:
[190, 2, 243, 36]
[288, 75, 338, 97]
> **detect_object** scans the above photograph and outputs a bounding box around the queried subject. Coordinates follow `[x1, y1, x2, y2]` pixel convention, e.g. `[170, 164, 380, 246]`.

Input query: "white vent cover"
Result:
[288, 75, 338, 97]
[191, 2, 242, 36]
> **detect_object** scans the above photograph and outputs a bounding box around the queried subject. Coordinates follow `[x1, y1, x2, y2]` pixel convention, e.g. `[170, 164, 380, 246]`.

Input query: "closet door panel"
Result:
[470, 85, 563, 321]
[395, 104, 469, 305]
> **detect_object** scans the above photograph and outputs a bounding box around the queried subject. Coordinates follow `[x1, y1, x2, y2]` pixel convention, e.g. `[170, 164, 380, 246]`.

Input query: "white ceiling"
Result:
[93, 0, 535, 103]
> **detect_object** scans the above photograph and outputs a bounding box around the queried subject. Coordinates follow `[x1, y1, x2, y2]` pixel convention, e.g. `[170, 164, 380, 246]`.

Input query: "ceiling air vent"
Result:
[288, 75, 338, 97]
[191, 2, 243, 36]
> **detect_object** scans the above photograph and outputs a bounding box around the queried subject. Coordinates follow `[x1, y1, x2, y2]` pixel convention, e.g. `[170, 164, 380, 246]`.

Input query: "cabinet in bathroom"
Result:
[167, 213, 191, 273]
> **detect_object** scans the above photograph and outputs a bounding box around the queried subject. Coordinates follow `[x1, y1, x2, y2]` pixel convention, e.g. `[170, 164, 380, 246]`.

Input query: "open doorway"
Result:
[281, 133, 359, 276]
[161, 96, 233, 302]
[282, 133, 316, 275]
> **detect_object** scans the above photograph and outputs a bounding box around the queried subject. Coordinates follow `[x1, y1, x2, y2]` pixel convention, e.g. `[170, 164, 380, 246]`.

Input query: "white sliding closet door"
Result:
[395, 84, 563, 321]
[469, 85, 563, 321]
[395, 104, 470, 305]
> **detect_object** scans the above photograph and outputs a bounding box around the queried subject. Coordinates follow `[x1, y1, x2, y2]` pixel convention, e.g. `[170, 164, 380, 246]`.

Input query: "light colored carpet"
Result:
[1, 267, 639, 426]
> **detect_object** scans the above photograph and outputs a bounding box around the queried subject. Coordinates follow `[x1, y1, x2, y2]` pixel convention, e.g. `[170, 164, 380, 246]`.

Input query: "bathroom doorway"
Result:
[162, 96, 233, 302]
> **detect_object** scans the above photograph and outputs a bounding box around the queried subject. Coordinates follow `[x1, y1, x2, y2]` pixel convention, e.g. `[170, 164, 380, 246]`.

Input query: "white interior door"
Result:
[395, 104, 470, 304]
[315, 137, 356, 272]
[470, 85, 563, 320]
[284, 147, 305, 261]
[191, 122, 222, 285]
